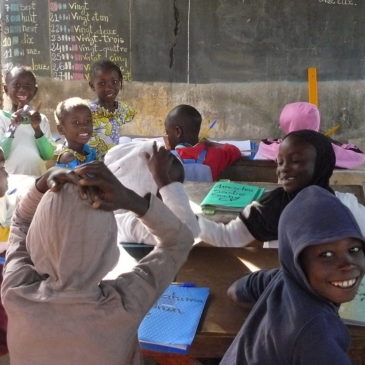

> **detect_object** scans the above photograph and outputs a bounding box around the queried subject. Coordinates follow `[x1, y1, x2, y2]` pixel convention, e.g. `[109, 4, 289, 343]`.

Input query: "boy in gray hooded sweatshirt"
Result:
[221, 185, 365, 365]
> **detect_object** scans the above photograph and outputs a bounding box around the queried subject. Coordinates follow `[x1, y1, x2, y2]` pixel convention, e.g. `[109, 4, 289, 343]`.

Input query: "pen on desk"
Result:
[172, 282, 196, 287]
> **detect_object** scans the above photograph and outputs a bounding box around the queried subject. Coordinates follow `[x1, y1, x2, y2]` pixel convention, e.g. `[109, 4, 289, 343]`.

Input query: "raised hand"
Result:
[74, 161, 149, 215]
[35, 167, 80, 194]
[29, 102, 43, 138]
[144, 142, 173, 189]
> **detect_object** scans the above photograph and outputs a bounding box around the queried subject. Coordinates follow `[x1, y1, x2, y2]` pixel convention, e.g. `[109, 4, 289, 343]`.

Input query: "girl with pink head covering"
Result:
[254, 101, 365, 169]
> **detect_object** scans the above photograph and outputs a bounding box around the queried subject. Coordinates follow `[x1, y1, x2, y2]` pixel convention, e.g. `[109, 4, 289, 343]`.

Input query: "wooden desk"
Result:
[219, 158, 365, 193]
[145, 179, 365, 364]
[144, 246, 365, 365]
[143, 246, 277, 364]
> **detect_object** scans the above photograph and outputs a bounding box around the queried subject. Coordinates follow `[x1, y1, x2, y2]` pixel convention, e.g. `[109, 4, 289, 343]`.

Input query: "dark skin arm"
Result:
[35, 166, 80, 194]
[227, 276, 256, 310]
[57, 151, 75, 164]
[143, 142, 173, 189]
[200, 138, 224, 148]
[74, 161, 150, 215]
[73, 143, 175, 213]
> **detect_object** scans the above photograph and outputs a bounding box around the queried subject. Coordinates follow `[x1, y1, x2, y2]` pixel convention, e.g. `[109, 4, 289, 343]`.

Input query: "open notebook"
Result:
[138, 284, 210, 354]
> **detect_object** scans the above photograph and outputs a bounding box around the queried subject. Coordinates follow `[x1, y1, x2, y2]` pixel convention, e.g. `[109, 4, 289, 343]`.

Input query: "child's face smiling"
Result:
[58, 106, 93, 152]
[276, 135, 316, 193]
[5, 70, 37, 109]
[89, 69, 122, 106]
[300, 238, 365, 304]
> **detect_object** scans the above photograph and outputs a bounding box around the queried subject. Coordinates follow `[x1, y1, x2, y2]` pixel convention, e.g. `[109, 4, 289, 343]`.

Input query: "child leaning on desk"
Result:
[0, 66, 55, 176]
[55, 97, 97, 168]
[198, 130, 365, 248]
[1, 159, 194, 365]
[164, 104, 241, 181]
[221, 185, 365, 365]
[255, 101, 365, 168]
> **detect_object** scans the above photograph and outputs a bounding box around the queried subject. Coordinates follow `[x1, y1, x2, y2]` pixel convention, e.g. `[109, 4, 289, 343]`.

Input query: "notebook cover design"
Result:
[200, 181, 265, 213]
[138, 285, 210, 354]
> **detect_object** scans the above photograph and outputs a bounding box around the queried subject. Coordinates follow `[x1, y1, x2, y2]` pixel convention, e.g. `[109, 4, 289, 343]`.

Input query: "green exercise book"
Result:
[200, 181, 265, 214]
[339, 277, 365, 326]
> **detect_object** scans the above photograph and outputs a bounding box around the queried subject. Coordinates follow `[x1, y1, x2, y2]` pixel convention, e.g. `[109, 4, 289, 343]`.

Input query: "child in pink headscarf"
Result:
[255, 101, 365, 169]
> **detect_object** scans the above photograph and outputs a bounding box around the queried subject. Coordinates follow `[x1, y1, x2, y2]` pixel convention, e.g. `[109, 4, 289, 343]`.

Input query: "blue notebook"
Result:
[138, 284, 210, 354]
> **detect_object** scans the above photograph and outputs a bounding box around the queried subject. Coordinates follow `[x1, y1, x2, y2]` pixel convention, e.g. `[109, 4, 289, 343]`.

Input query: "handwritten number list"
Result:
[2, 0, 50, 76]
[1, 0, 131, 80]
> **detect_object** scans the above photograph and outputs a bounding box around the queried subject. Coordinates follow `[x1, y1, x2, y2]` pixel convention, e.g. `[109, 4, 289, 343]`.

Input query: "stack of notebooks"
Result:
[138, 284, 209, 354]
[200, 181, 265, 214]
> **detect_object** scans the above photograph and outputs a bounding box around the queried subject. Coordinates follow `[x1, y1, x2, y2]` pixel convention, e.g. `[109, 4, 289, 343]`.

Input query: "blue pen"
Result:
[208, 120, 218, 130]
[0, 257, 5, 264]
[172, 282, 196, 287]
[7, 188, 17, 195]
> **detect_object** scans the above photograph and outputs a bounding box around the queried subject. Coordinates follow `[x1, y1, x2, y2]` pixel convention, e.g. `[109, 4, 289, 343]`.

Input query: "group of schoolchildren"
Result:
[0, 59, 364, 365]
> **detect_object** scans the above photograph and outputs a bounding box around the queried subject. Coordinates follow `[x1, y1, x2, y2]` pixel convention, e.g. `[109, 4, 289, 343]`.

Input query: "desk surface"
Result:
[177, 245, 278, 358]
[145, 246, 365, 365]
[145, 179, 365, 364]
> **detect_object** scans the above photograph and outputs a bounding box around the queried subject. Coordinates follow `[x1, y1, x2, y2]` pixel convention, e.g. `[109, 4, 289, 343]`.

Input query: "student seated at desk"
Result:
[1, 161, 194, 365]
[255, 101, 365, 168]
[199, 130, 365, 248]
[221, 185, 365, 365]
[104, 140, 199, 244]
[164, 104, 241, 181]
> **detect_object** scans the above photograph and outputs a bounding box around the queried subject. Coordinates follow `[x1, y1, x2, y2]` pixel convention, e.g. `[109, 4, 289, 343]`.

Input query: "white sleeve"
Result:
[115, 182, 200, 245]
[335, 191, 365, 236]
[40, 114, 53, 139]
[198, 215, 255, 247]
[159, 182, 200, 238]
[115, 212, 158, 245]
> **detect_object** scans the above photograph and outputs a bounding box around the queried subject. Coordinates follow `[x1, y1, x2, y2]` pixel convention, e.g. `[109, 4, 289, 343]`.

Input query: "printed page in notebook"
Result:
[138, 285, 210, 354]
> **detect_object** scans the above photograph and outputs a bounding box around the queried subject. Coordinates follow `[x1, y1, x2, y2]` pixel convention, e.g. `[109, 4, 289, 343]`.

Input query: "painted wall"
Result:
[2, 78, 365, 149]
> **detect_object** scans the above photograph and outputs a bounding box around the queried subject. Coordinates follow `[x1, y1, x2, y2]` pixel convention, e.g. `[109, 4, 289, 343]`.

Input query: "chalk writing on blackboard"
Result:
[1, 1, 50, 75]
[49, 1, 130, 80]
[1, 0, 131, 80]
[318, 0, 357, 5]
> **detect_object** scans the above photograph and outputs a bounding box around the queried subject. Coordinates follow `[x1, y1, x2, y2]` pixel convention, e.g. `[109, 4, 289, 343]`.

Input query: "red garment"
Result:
[176, 143, 241, 180]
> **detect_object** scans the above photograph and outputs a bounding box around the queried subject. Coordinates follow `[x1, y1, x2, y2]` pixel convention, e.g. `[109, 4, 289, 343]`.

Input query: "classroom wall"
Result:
[2, 79, 365, 149]
[1, 0, 365, 148]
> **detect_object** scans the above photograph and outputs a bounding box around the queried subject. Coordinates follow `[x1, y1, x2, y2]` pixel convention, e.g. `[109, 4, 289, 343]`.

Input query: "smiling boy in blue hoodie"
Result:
[221, 185, 365, 365]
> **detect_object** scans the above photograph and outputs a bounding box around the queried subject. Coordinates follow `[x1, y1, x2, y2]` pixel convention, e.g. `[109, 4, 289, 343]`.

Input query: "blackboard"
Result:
[2, 0, 365, 83]
[1, 0, 130, 80]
